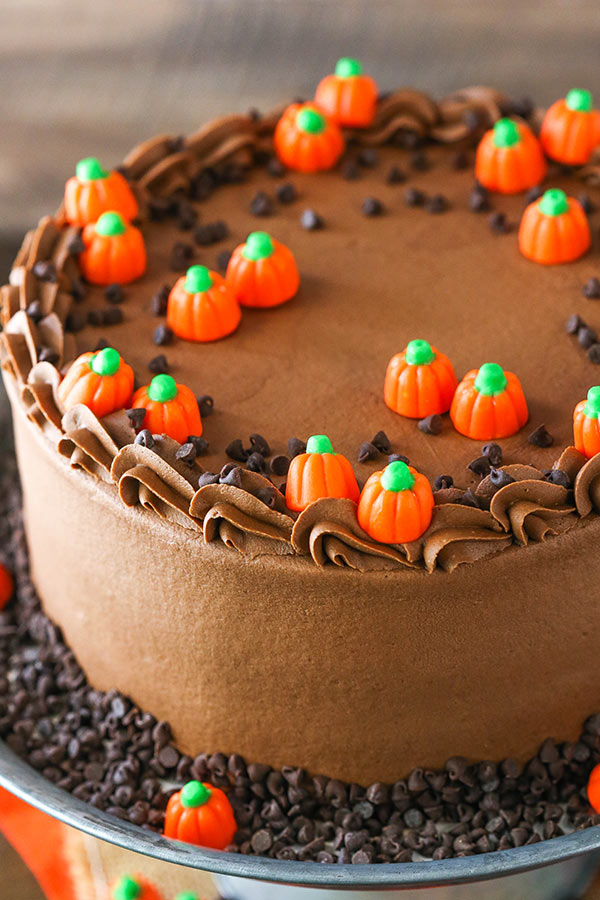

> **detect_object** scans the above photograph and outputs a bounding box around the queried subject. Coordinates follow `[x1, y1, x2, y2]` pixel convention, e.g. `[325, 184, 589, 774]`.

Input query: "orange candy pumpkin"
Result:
[518, 188, 590, 265]
[80, 211, 146, 285]
[131, 374, 202, 444]
[540, 89, 600, 166]
[57, 347, 134, 418]
[314, 57, 378, 128]
[274, 103, 344, 173]
[65, 157, 139, 227]
[167, 265, 241, 341]
[573, 386, 600, 459]
[384, 339, 458, 418]
[0, 564, 14, 612]
[111, 874, 164, 900]
[285, 435, 359, 512]
[450, 363, 528, 441]
[358, 460, 434, 544]
[225, 232, 300, 308]
[587, 762, 600, 813]
[164, 780, 237, 849]
[475, 119, 547, 194]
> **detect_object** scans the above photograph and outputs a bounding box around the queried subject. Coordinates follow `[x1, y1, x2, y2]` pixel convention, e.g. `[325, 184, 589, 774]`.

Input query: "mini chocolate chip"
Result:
[65, 310, 86, 333]
[226, 438, 249, 462]
[32, 260, 57, 282]
[578, 193, 596, 215]
[434, 474, 453, 490]
[578, 325, 598, 349]
[250, 191, 273, 217]
[463, 108, 482, 130]
[489, 467, 515, 488]
[566, 313, 584, 335]
[418, 414, 442, 435]
[469, 184, 489, 212]
[410, 151, 430, 171]
[198, 472, 219, 487]
[148, 354, 169, 374]
[126, 408, 146, 430]
[38, 347, 59, 365]
[468, 456, 491, 477]
[544, 469, 570, 488]
[510, 96, 534, 119]
[386, 165, 406, 184]
[481, 442, 503, 466]
[93, 337, 109, 351]
[104, 283, 124, 304]
[26, 301, 43, 322]
[587, 344, 600, 365]
[276, 182, 298, 204]
[220, 466, 243, 487]
[175, 442, 197, 465]
[246, 451, 266, 473]
[451, 151, 470, 170]
[489, 212, 510, 234]
[196, 395, 214, 417]
[300, 208, 323, 230]
[251, 829, 273, 853]
[525, 185, 543, 205]
[134, 430, 154, 449]
[357, 148, 378, 168]
[371, 430, 391, 453]
[187, 435, 208, 455]
[288, 437, 307, 458]
[459, 488, 480, 508]
[148, 196, 175, 221]
[176, 201, 198, 231]
[426, 194, 448, 214]
[528, 424, 554, 448]
[153, 324, 173, 346]
[267, 157, 285, 177]
[270, 455, 290, 476]
[341, 160, 360, 180]
[583, 277, 600, 299]
[151, 285, 170, 316]
[256, 485, 279, 508]
[358, 441, 378, 463]
[249, 433, 270, 456]
[216, 249, 233, 271]
[169, 241, 194, 271]
[67, 235, 86, 255]
[404, 187, 426, 207]
[361, 196, 384, 217]
[388, 453, 409, 464]
[103, 307, 123, 325]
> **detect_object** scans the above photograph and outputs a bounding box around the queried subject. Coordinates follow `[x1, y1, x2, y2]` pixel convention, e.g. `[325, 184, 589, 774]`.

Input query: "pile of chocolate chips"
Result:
[1, 460, 600, 863]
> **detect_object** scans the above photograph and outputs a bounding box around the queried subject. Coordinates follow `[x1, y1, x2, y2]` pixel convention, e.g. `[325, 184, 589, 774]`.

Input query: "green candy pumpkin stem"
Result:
[585, 386, 600, 419]
[566, 88, 593, 113]
[405, 339, 435, 366]
[492, 118, 521, 148]
[181, 780, 212, 808]
[90, 347, 120, 377]
[175, 893, 200, 900]
[95, 211, 127, 237]
[296, 107, 326, 135]
[243, 231, 275, 261]
[335, 57, 363, 78]
[76, 156, 109, 181]
[381, 460, 415, 492]
[148, 374, 178, 403]
[185, 265, 213, 293]
[113, 875, 141, 900]
[474, 363, 508, 396]
[306, 434, 334, 454]
[539, 188, 569, 217]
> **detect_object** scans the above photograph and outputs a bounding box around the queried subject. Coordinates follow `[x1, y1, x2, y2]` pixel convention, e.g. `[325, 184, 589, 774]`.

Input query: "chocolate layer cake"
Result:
[2, 79, 600, 798]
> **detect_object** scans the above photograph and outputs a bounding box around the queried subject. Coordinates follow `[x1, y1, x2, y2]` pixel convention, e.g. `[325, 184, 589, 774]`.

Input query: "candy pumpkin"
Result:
[57, 347, 134, 418]
[111, 875, 164, 900]
[274, 103, 344, 173]
[358, 460, 433, 544]
[0, 564, 14, 612]
[225, 232, 300, 308]
[573, 386, 600, 458]
[450, 363, 528, 440]
[167, 265, 241, 341]
[314, 57, 378, 128]
[285, 434, 359, 512]
[131, 374, 202, 444]
[164, 780, 237, 849]
[540, 89, 600, 166]
[64, 157, 139, 227]
[587, 762, 600, 813]
[79, 211, 146, 285]
[518, 188, 590, 265]
[384, 339, 458, 418]
[475, 119, 547, 194]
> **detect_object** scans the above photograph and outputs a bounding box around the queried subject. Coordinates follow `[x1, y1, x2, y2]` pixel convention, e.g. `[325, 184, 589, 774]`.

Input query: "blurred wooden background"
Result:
[2, 0, 600, 238]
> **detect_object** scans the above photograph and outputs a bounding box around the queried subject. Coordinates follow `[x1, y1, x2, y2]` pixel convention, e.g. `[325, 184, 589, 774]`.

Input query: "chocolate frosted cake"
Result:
[3, 65, 600, 858]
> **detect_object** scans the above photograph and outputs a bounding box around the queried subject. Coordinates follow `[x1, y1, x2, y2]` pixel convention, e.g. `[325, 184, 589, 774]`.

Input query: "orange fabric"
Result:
[0, 786, 78, 900]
